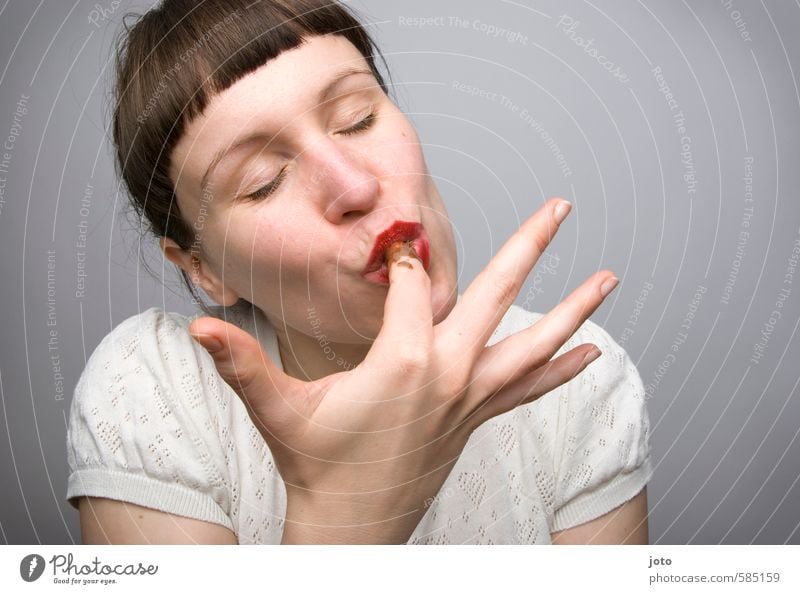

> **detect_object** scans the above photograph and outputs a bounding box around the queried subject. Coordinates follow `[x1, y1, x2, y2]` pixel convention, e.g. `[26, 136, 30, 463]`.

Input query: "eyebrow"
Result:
[200, 67, 376, 194]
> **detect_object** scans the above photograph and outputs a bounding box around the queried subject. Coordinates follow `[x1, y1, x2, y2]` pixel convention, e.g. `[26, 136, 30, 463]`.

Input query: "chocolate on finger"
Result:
[385, 240, 421, 269]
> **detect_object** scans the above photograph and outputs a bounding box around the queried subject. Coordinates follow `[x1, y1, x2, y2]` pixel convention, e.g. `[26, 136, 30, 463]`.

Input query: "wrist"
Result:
[280, 487, 426, 544]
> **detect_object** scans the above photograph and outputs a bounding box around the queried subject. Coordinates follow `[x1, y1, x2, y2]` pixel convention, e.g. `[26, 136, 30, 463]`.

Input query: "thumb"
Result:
[188, 317, 294, 416]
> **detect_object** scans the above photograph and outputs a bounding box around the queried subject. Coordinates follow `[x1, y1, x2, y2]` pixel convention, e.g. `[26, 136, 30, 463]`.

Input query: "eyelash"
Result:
[244, 110, 379, 201]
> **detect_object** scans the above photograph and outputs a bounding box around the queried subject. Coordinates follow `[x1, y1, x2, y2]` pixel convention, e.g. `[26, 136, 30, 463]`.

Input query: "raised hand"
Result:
[188, 197, 618, 543]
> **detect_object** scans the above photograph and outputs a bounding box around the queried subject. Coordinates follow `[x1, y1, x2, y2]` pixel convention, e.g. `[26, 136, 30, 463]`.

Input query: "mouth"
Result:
[361, 220, 430, 285]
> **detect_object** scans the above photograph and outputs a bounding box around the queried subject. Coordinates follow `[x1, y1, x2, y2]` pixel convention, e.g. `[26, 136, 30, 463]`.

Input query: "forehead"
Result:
[170, 34, 370, 186]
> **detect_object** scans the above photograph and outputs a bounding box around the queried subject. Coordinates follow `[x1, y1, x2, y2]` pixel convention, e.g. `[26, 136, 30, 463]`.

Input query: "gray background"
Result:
[0, 0, 798, 545]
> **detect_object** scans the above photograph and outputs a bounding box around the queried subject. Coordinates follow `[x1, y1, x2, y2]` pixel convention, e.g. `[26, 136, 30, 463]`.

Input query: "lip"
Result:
[361, 221, 430, 285]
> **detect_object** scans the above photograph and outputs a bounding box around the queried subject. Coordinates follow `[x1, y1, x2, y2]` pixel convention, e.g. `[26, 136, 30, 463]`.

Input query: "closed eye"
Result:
[244, 110, 379, 202]
[337, 110, 377, 136]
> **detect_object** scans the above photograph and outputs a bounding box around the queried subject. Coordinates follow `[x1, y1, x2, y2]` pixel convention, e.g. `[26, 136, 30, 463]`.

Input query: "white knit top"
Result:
[66, 299, 653, 544]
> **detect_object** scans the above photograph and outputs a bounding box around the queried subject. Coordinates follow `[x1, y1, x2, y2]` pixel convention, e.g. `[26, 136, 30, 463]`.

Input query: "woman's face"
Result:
[169, 34, 458, 344]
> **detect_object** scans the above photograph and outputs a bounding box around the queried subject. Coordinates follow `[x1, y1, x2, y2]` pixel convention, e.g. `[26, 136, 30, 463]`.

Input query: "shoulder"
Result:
[76, 307, 211, 393]
[492, 305, 652, 532]
[71, 305, 236, 424]
[69, 306, 210, 433]
[496, 302, 648, 441]
[553, 312, 650, 464]
[558, 314, 648, 432]
[486, 302, 649, 451]
[67, 307, 236, 527]
[548, 315, 652, 530]
[84, 306, 195, 364]
[67, 306, 225, 462]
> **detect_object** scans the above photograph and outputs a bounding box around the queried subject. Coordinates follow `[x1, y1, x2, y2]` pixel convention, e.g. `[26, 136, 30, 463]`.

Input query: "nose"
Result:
[306, 138, 380, 224]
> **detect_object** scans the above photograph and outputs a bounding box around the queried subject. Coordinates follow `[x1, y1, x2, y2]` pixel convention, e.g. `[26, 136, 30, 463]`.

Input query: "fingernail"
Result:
[583, 347, 602, 365]
[554, 200, 572, 225]
[600, 276, 619, 298]
[386, 240, 421, 267]
[191, 333, 223, 353]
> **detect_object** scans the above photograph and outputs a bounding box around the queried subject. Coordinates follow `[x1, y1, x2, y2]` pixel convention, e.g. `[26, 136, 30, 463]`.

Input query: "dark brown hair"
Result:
[112, 0, 392, 307]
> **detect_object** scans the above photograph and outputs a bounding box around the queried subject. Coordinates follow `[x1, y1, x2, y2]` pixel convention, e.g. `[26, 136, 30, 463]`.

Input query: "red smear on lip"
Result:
[363, 221, 425, 274]
[361, 223, 430, 285]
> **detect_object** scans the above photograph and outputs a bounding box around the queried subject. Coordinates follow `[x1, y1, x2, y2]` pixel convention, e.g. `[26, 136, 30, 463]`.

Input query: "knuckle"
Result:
[443, 369, 472, 399]
[490, 270, 520, 310]
[435, 356, 473, 399]
[230, 369, 261, 400]
[530, 225, 553, 255]
[215, 358, 261, 401]
[391, 350, 429, 378]
[523, 343, 553, 370]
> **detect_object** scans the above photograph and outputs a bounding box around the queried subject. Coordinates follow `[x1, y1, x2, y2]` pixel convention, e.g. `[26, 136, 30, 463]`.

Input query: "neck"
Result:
[272, 322, 371, 382]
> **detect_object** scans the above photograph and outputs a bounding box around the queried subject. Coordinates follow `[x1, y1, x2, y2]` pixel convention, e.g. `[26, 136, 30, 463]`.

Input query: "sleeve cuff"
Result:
[550, 455, 654, 533]
[67, 468, 234, 532]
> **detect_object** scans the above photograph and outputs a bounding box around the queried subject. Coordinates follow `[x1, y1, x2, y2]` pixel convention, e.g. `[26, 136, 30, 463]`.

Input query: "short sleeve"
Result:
[65, 307, 234, 531]
[549, 318, 654, 532]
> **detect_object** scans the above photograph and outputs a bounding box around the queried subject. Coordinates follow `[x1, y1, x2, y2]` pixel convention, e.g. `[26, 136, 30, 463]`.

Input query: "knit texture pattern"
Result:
[66, 300, 653, 544]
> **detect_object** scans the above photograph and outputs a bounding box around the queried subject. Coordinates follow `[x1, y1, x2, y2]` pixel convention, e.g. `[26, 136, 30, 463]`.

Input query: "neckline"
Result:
[196, 301, 286, 372]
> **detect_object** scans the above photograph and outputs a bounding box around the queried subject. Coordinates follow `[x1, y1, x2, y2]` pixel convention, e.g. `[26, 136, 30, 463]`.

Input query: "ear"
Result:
[159, 236, 240, 307]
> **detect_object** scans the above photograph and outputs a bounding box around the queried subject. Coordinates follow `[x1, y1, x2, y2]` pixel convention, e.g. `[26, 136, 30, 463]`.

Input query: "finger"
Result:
[441, 197, 571, 361]
[188, 317, 298, 419]
[367, 241, 434, 364]
[468, 270, 618, 394]
[471, 343, 601, 424]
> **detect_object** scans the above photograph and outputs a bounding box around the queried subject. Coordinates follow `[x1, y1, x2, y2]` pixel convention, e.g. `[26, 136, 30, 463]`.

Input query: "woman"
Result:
[67, 0, 652, 544]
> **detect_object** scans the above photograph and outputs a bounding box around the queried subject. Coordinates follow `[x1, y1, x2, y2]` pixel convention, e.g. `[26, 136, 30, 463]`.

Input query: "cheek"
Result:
[373, 147, 430, 208]
[210, 213, 284, 280]
[250, 212, 328, 282]
[216, 197, 335, 296]
[370, 115, 427, 177]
